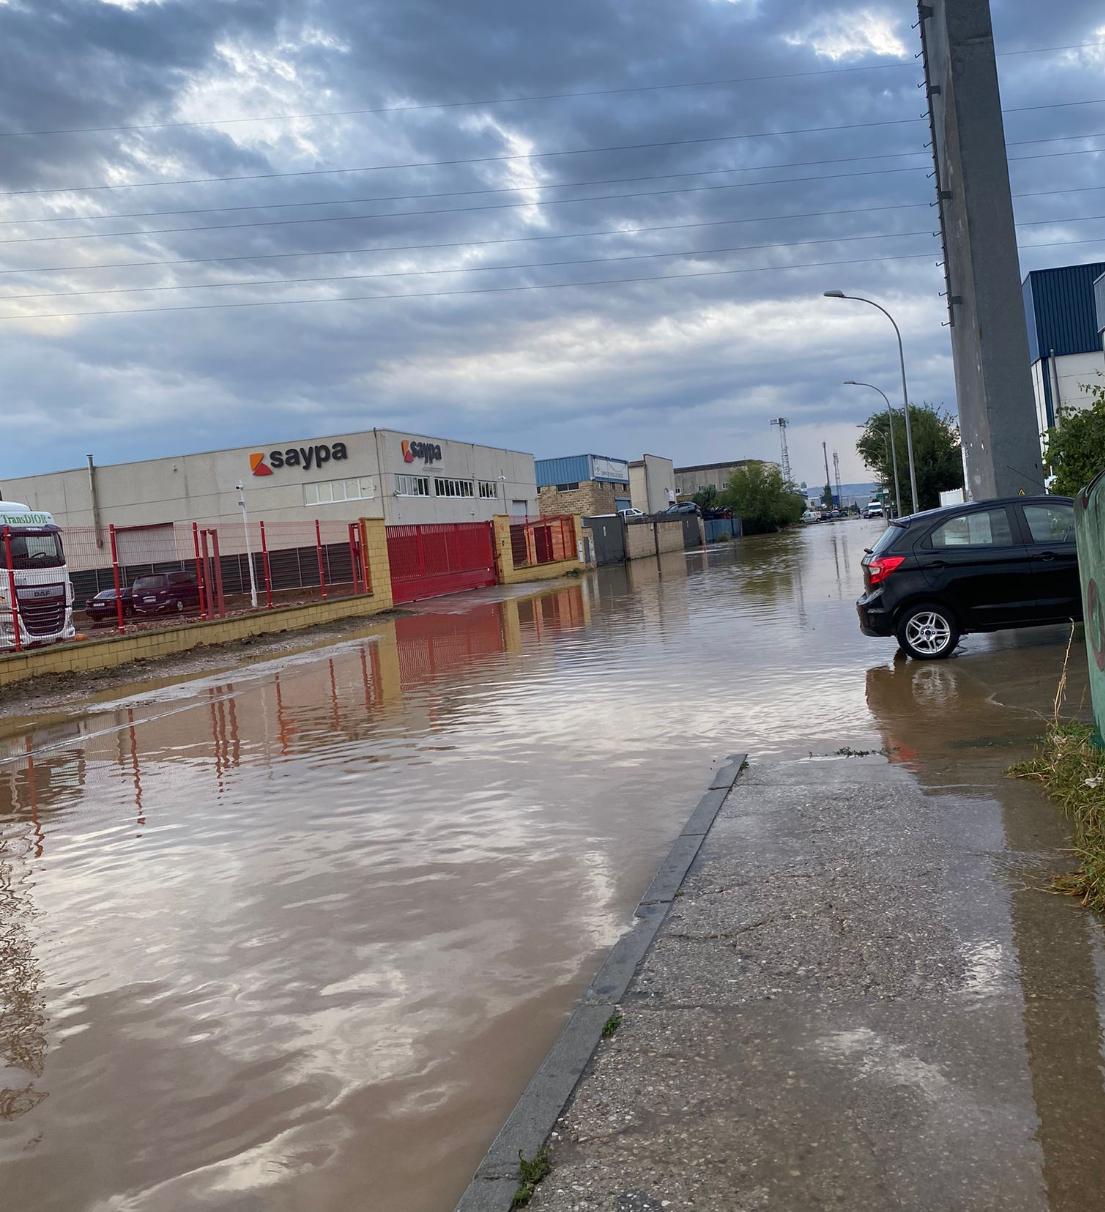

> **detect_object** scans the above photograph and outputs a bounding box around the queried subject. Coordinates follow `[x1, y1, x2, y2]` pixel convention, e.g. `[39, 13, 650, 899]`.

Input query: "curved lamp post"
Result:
[824, 291, 919, 512]
[845, 380, 903, 518]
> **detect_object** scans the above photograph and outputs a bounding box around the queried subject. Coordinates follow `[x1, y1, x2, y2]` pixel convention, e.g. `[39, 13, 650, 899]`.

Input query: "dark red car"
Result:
[132, 571, 200, 616]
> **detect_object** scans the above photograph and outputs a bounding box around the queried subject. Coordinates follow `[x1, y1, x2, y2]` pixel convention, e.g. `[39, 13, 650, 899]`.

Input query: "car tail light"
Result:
[867, 555, 905, 587]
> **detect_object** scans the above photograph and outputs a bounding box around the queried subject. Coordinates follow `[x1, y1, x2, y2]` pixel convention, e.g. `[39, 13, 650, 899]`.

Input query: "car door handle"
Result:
[1031, 552, 1056, 562]
[919, 560, 944, 570]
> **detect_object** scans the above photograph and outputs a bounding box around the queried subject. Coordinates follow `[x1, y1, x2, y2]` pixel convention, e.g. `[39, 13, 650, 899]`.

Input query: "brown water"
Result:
[0, 524, 1091, 1211]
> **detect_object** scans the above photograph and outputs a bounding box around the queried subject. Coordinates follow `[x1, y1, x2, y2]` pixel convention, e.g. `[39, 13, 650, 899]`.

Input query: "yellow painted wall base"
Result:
[497, 559, 584, 585]
[0, 593, 390, 691]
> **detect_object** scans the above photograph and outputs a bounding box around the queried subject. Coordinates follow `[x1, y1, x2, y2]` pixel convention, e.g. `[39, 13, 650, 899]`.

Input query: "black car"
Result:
[132, 571, 201, 616]
[856, 495, 1081, 660]
[85, 586, 134, 624]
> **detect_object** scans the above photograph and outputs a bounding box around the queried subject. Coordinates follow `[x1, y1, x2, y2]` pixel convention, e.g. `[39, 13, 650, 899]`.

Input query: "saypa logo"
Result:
[402, 440, 415, 464]
[249, 452, 273, 477]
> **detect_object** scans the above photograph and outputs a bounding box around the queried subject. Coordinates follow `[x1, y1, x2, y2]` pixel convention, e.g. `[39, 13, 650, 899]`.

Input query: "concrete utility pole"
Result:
[833, 451, 843, 510]
[918, 0, 1045, 500]
[822, 441, 833, 505]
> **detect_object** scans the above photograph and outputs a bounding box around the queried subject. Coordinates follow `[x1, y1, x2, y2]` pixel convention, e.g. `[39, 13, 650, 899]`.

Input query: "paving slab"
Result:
[524, 755, 1105, 1211]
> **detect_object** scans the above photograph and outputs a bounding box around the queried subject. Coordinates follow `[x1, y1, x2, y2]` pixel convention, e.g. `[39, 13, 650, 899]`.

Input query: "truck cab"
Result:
[1, 503, 76, 651]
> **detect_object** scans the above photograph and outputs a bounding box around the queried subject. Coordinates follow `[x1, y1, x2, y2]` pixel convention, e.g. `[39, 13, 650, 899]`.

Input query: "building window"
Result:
[395, 474, 431, 497]
[434, 477, 474, 498]
[555, 482, 580, 491]
[304, 477, 375, 506]
[479, 480, 500, 499]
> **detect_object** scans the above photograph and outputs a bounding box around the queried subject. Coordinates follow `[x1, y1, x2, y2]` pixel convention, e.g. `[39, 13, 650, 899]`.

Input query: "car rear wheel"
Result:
[896, 602, 959, 660]
[175, 598, 185, 612]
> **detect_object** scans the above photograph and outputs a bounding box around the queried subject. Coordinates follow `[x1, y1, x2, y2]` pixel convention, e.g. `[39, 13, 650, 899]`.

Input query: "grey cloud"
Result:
[1, 0, 1103, 485]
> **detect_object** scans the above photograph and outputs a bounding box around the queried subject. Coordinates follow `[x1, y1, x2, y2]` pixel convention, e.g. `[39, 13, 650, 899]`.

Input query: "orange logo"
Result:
[402, 440, 415, 464]
[249, 452, 273, 477]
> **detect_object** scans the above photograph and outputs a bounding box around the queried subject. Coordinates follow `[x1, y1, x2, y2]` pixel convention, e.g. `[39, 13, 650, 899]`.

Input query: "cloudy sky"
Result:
[1, 0, 1103, 488]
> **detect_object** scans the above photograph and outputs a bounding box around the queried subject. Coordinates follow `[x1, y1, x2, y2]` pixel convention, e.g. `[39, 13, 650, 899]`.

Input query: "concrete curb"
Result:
[453, 752, 748, 1212]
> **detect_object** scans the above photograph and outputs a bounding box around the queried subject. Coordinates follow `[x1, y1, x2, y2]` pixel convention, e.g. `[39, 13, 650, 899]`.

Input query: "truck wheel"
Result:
[896, 602, 959, 660]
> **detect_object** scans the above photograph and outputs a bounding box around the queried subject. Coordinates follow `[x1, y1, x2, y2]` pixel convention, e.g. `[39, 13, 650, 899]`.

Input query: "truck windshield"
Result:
[4, 530, 65, 569]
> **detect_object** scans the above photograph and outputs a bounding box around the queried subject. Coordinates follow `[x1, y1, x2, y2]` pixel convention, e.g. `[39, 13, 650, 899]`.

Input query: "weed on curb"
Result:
[511, 1149, 551, 1209]
[601, 1011, 623, 1040]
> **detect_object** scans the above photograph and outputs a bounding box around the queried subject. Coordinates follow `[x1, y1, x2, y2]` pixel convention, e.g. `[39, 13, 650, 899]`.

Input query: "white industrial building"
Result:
[1023, 262, 1105, 438]
[0, 428, 539, 534]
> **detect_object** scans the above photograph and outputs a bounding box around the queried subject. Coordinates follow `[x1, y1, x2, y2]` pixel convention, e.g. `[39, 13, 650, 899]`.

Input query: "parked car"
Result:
[856, 495, 1080, 660]
[132, 571, 201, 616]
[85, 586, 134, 624]
[663, 501, 700, 516]
[801, 510, 821, 524]
[863, 501, 885, 519]
[618, 507, 645, 519]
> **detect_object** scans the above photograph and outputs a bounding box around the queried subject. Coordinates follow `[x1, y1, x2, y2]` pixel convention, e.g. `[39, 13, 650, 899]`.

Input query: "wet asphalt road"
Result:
[0, 520, 1094, 1211]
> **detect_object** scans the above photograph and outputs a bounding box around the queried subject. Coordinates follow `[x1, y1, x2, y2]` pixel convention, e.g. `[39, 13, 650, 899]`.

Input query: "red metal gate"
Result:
[386, 522, 497, 604]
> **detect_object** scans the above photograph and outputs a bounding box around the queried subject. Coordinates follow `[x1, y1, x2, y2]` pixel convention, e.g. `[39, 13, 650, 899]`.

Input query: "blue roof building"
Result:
[1022, 262, 1105, 432]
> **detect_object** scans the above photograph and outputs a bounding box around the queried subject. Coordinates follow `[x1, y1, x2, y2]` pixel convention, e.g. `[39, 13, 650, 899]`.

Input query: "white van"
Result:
[863, 500, 886, 519]
[0, 503, 76, 651]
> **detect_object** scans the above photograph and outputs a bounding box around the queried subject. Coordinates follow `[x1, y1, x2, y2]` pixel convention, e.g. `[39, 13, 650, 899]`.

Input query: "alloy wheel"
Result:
[905, 611, 952, 656]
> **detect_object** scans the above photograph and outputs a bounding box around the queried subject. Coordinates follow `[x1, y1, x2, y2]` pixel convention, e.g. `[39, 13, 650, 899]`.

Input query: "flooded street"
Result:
[0, 522, 1094, 1212]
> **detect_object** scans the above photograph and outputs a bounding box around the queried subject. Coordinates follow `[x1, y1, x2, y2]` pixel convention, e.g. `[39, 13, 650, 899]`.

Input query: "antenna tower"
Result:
[770, 417, 792, 483]
[833, 451, 843, 508]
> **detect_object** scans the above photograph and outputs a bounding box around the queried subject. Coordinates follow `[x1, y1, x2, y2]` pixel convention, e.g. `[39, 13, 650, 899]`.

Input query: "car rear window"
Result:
[133, 576, 166, 590]
[870, 523, 906, 555]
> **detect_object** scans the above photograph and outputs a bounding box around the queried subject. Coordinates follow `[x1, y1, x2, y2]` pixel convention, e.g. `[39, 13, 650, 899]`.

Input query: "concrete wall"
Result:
[656, 519, 685, 554]
[0, 428, 538, 534]
[625, 519, 686, 560]
[630, 455, 676, 514]
[1032, 351, 1105, 444]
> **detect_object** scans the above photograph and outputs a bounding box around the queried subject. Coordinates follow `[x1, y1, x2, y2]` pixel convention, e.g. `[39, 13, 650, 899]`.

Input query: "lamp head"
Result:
[843, 380, 859, 385]
[823, 290, 846, 299]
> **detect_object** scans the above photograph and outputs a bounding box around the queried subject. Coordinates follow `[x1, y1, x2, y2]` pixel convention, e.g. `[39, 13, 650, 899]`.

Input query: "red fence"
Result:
[386, 522, 497, 604]
[509, 515, 576, 569]
[44, 519, 371, 635]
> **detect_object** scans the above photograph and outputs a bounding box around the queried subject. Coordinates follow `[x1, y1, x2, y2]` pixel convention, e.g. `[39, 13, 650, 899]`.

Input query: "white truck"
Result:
[0, 502, 76, 651]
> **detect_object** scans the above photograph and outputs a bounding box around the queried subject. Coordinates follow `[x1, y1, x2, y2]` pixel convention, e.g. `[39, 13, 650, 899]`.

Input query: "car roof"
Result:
[897, 494, 1072, 525]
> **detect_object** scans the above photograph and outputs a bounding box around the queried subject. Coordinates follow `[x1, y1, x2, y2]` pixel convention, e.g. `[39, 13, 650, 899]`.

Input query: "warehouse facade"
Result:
[0, 428, 539, 533]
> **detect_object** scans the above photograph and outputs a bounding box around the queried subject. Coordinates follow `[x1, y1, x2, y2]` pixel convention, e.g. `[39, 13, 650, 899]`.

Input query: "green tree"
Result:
[1045, 384, 1105, 497]
[856, 402, 963, 513]
[721, 462, 805, 534]
[821, 483, 833, 508]
[691, 484, 720, 512]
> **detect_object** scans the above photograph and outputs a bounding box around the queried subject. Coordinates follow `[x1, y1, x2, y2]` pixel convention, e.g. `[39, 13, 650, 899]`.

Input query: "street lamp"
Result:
[845, 380, 903, 518]
[824, 291, 918, 512]
[235, 481, 259, 609]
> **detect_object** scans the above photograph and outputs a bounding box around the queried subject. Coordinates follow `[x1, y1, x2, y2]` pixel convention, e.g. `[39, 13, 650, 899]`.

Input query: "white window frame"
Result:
[434, 477, 475, 498]
[478, 480, 499, 499]
[395, 474, 431, 497]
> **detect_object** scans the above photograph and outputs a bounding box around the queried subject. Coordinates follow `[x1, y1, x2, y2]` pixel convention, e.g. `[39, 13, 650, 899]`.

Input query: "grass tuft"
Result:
[601, 1011, 623, 1039]
[511, 1149, 551, 1209]
[1011, 721, 1105, 910]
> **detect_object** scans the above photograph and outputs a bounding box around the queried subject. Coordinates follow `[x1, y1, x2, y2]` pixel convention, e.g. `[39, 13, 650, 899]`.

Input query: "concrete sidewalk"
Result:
[529, 755, 1105, 1211]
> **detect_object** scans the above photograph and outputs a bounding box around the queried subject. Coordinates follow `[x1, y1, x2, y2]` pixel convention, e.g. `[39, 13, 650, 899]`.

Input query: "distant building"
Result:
[629, 455, 676, 514]
[674, 460, 764, 499]
[1022, 262, 1105, 437]
[536, 454, 631, 518]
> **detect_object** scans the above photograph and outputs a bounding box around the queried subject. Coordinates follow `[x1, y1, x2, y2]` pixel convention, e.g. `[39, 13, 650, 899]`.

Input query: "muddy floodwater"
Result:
[0, 523, 1090, 1211]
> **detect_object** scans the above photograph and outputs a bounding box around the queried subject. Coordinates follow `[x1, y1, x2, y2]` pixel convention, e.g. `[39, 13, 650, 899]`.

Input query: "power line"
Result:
[0, 39, 1099, 139]
[4, 172, 1102, 251]
[0, 158, 933, 227]
[5, 203, 1104, 306]
[0, 116, 933, 199]
[0, 250, 946, 322]
[0, 209, 935, 278]
[4, 133, 1103, 230]
[0, 229, 942, 302]
[7, 94, 1104, 202]
[0, 172, 936, 246]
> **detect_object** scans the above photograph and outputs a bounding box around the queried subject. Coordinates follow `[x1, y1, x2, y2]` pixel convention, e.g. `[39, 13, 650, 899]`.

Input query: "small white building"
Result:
[0, 428, 539, 534]
[629, 455, 676, 514]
